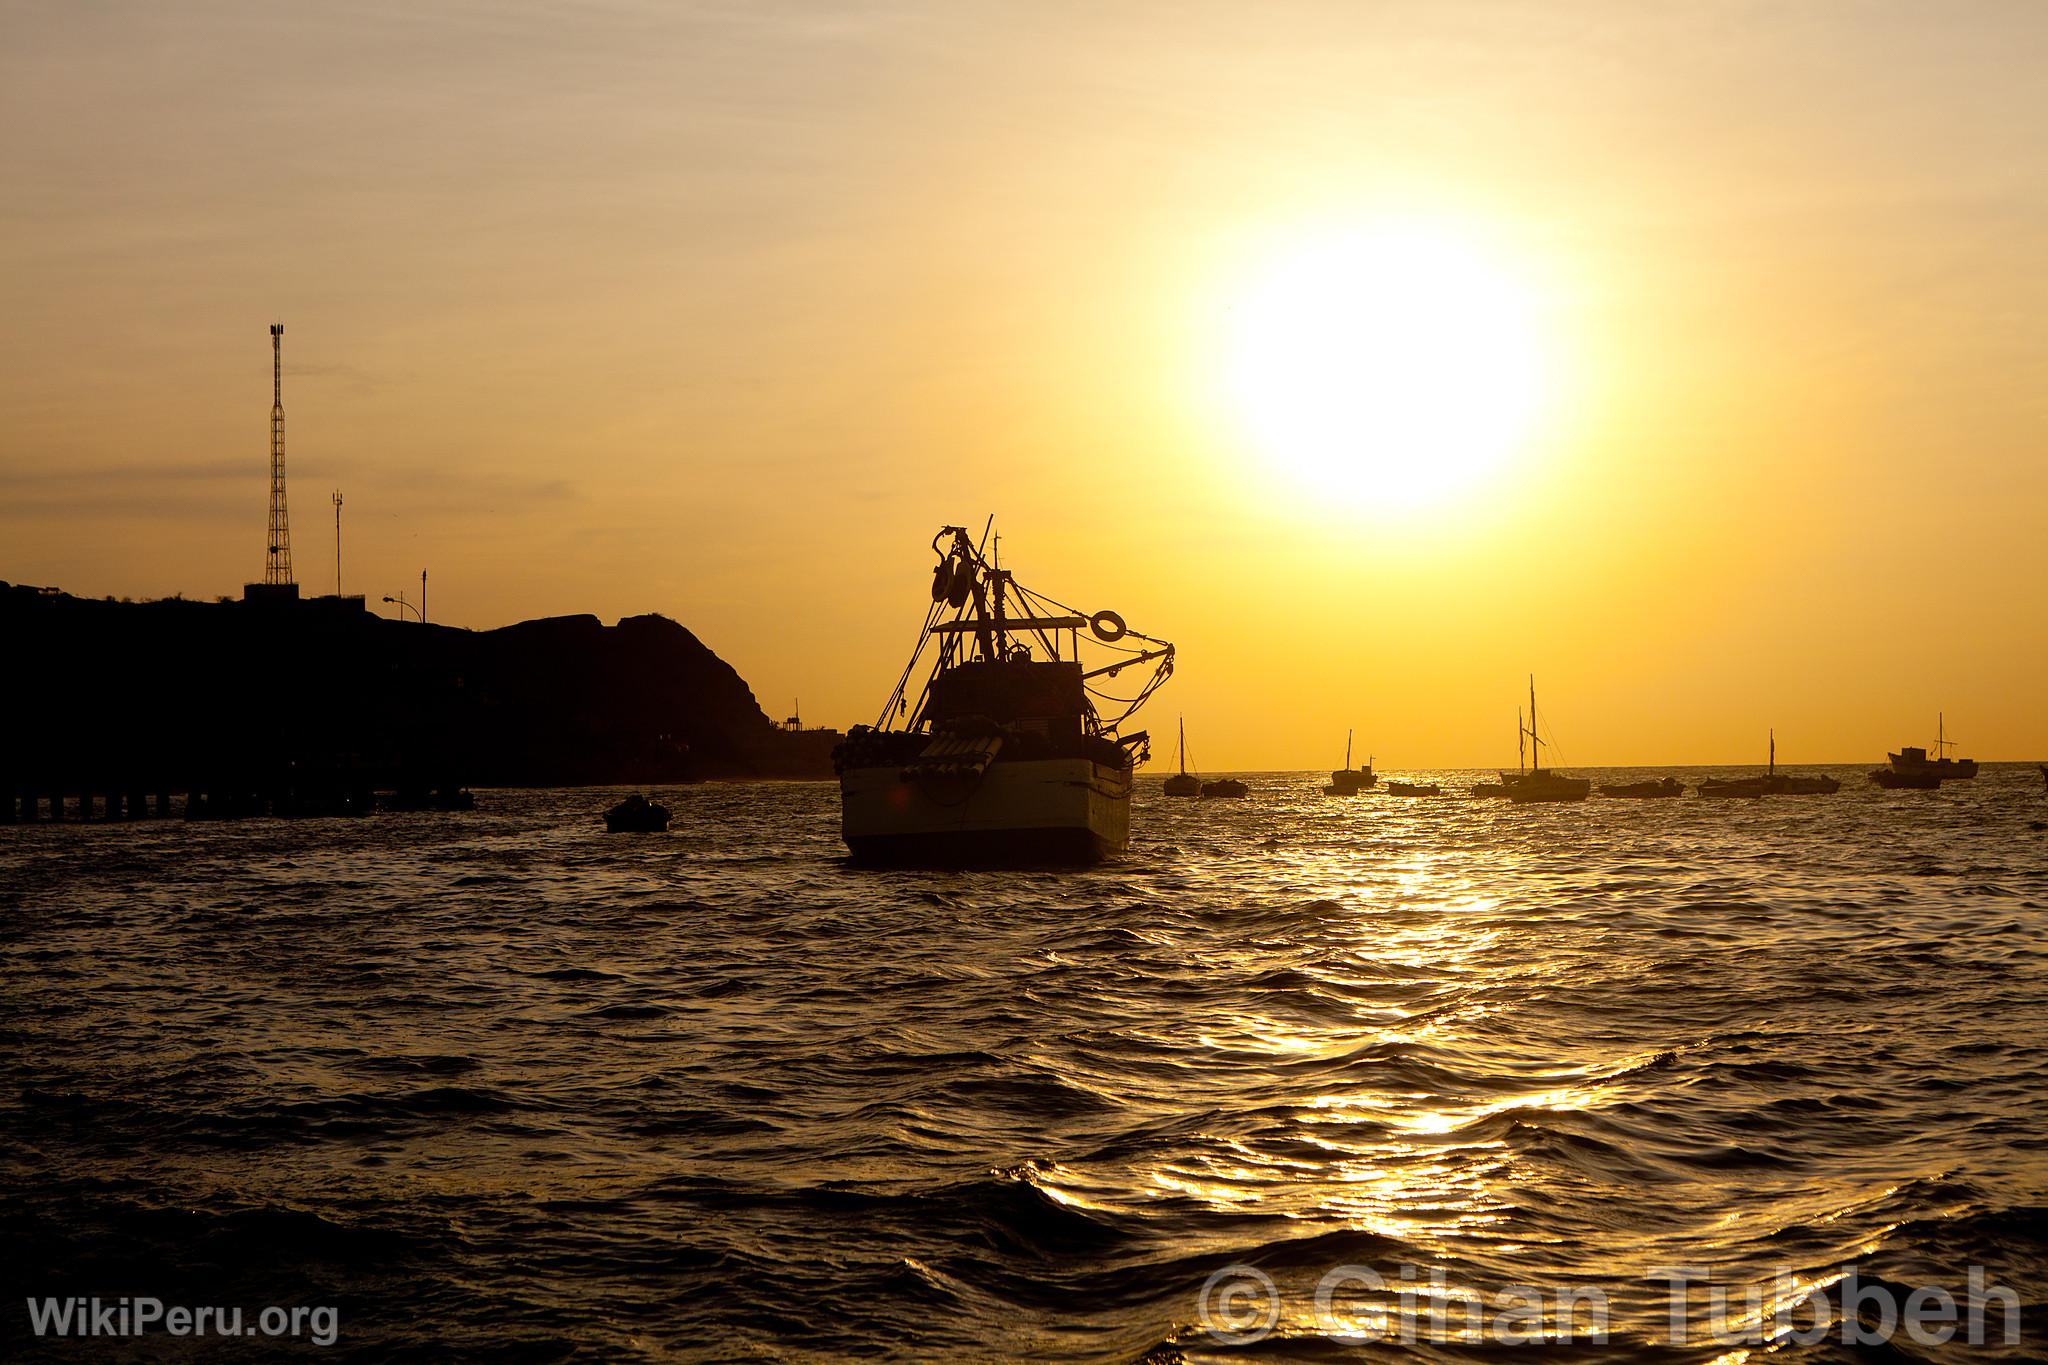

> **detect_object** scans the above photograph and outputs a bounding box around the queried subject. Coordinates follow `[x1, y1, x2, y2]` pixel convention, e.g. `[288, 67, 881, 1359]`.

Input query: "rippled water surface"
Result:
[6, 769, 2048, 1361]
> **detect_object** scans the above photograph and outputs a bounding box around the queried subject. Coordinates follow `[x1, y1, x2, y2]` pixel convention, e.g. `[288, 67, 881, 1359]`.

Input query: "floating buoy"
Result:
[1089, 609, 1127, 642]
[931, 559, 953, 601]
[947, 558, 974, 608]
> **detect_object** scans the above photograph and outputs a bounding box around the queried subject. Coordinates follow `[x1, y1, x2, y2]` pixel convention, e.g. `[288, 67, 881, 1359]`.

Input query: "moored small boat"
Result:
[1697, 776, 1770, 799]
[604, 793, 670, 832]
[1500, 679, 1591, 804]
[1323, 729, 1375, 795]
[1163, 718, 1200, 798]
[1698, 731, 1839, 798]
[1870, 767, 1941, 790]
[1600, 778, 1684, 798]
[1385, 781, 1442, 796]
[1199, 778, 1249, 799]
[1887, 715, 1977, 781]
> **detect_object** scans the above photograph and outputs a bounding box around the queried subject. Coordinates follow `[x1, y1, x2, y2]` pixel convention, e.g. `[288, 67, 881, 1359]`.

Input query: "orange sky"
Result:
[3, 2, 2044, 767]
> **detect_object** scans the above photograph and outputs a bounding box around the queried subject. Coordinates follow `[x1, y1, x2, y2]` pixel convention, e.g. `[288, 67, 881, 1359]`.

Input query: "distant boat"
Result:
[1870, 767, 1940, 790]
[603, 793, 670, 832]
[1200, 778, 1249, 799]
[1163, 718, 1200, 798]
[1385, 780, 1442, 796]
[1323, 730, 1376, 795]
[1887, 713, 1978, 781]
[1698, 731, 1840, 798]
[1500, 678, 1591, 804]
[1600, 777, 1684, 799]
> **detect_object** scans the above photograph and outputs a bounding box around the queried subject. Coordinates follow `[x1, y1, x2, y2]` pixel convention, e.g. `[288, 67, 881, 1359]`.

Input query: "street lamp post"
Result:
[382, 593, 421, 622]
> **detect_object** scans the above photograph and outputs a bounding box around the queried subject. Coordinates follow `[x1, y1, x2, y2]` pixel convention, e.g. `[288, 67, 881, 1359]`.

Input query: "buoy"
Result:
[1089, 609, 1127, 642]
[947, 558, 974, 608]
[931, 559, 953, 601]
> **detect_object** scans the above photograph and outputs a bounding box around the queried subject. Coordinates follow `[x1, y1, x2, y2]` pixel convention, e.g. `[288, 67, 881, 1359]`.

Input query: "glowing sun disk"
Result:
[1224, 223, 1549, 509]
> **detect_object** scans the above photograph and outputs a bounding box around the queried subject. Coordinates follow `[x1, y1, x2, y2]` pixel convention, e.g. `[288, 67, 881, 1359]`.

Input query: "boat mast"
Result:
[1528, 675, 1543, 771]
[1769, 728, 1775, 776]
[991, 568, 1009, 659]
[1345, 728, 1353, 771]
[1517, 708, 1525, 774]
[1179, 717, 1187, 777]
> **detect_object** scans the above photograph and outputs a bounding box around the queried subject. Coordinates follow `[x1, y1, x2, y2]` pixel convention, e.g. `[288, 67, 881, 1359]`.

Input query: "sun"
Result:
[1221, 221, 1550, 509]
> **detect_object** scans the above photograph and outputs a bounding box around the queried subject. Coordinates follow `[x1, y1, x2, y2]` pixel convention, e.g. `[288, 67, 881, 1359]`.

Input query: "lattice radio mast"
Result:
[265, 323, 294, 584]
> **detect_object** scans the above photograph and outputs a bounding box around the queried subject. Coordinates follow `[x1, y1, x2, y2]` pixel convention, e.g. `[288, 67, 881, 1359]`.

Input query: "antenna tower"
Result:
[265, 323, 294, 584]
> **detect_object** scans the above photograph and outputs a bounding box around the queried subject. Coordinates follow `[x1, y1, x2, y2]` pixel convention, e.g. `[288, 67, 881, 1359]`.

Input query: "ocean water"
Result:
[4, 768, 2046, 1362]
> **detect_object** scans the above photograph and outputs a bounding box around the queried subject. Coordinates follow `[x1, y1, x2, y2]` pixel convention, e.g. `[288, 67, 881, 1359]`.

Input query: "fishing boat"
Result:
[1163, 718, 1200, 798]
[1200, 778, 1249, 799]
[1887, 713, 1978, 781]
[832, 523, 1174, 864]
[1322, 730, 1376, 795]
[1698, 731, 1840, 798]
[1870, 767, 1940, 790]
[1500, 679, 1591, 804]
[1385, 780, 1442, 796]
[1599, 777, 1684, 799]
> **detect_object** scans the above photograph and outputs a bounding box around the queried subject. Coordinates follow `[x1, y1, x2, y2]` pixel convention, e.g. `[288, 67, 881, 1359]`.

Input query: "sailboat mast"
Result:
[1528, 675, 1542, 770]
[1178, 718, 1187, 777]
[1517, 707, 1525, 773]
[1345, 728, 1353, 770]
[1769, 728, 1775, 776]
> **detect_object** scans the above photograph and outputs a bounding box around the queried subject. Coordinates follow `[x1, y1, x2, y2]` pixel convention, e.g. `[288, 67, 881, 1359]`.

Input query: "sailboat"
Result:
[1499, 678, 1590, 803]
[1886, 713, 1979, 781]
[1322, 730, 1376, 795]
[1163, 718, 1200, 797]
[833, 523, 1174, 864]
[1700, 730, 1840, 797]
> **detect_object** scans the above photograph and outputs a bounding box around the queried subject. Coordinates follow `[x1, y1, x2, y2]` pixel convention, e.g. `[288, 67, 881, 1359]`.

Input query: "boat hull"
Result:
[1600, 780, 1684, 798]
[840, 757, 1131, 865]
[1503, 772, 1592, 803]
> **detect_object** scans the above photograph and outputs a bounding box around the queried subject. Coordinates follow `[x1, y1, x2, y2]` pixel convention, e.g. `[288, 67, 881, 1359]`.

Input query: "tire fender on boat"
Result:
[1089, 610, 1126, 643]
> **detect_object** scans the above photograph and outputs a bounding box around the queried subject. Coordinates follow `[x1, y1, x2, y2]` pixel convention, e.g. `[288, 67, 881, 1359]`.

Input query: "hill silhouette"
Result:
[2, 583, 837, 807]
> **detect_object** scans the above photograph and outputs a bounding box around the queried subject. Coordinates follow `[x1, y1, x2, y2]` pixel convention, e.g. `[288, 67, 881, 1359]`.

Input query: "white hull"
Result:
[839, 757, 1131, 864]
